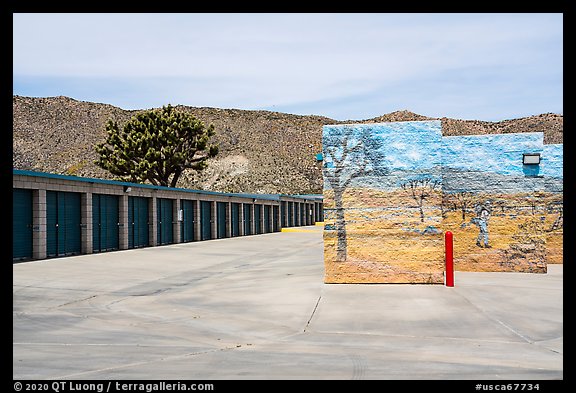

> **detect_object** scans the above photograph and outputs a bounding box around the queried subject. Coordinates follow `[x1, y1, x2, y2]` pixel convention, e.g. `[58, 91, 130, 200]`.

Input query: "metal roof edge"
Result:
[13, 169, 322, 201]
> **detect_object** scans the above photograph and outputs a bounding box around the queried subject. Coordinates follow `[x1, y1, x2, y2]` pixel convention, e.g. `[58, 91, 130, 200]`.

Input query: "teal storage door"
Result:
[200, 201, 212, 240]
[46, 191, 57, 256]
[263, 205, 271, 233]
[46, 191, 81, 257]
[128, 196, 149, 248]
[181, 200, 195, 242]
[157, 198, 173, 245]
[62, 192, 81, 255]
[288, 202, 294, 227]
[92, 195, 100, 251]
[254, 204, 262, 234]
[243, 204, 252, 235]
[281, 202, 286, 228]
[13, 188, 33, 261]
[217, 202, 227, 239]
[92, 194, 119, 253]
[231, 203, 240, 237]
[310, 203, 315, 225]
[273, 205, 279, 232]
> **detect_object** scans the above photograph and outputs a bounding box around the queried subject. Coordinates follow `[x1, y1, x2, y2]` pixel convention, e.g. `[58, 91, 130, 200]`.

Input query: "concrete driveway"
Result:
[13, 226, 562, 380]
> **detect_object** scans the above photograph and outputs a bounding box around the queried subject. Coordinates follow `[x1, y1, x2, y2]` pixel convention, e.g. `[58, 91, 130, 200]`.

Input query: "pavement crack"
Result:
[454, 290, 534, 344]
[50, 294, 98, 309]
[303, 295, 322, 333]
[51, 343, 250, 380]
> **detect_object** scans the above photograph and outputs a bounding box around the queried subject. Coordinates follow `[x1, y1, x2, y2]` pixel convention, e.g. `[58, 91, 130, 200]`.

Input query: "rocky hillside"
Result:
[13, 95, 562, 194]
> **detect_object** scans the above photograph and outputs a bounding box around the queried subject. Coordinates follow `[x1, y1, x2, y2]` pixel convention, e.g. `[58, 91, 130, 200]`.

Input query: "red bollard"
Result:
[445, 231, 454, 287]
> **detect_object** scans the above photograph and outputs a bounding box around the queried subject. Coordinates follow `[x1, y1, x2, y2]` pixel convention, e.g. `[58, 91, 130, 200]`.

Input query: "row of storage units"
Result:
[12, 170, 323, 262]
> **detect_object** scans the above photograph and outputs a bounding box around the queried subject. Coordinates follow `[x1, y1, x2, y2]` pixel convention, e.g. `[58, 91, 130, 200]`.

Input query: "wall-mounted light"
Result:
[522, 153, 541, 165]
[124, 186, 132, 193]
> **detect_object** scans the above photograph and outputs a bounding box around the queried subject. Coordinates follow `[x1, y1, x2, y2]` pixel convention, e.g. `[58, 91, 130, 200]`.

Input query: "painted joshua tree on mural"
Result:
[452, 191, 475, 220]
[399, 176, 441, 223]
[323, 126, 387, 261]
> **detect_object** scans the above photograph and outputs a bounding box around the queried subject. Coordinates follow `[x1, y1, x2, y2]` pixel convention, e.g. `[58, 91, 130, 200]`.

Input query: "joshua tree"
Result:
[95, 105, 218, 187]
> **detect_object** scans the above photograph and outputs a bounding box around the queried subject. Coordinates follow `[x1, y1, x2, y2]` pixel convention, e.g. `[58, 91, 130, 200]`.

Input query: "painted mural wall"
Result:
[322, 121, 445, 284]
[541, 144, 563, 264]
[323, 120, 562, 283]
[441, 132, 555, 273]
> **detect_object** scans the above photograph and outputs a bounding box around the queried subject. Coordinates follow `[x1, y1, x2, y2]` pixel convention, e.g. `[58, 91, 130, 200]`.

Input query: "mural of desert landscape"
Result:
[323, 121, 445, 284]
[442, 132, 563, 273]
[323, 122, 563, 283]
[542, 144, 563, 264]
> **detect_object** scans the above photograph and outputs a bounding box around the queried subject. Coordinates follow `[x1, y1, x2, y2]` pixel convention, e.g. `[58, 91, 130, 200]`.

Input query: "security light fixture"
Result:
[523, 153, 541, 165]
[124, 186, 132, 193]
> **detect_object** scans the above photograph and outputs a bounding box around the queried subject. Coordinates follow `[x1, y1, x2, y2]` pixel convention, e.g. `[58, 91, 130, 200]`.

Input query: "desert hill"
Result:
[13, 95, 562, 194]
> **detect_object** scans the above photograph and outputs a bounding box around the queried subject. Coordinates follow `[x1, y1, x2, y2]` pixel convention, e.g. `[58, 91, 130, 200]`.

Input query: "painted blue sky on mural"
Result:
[324, 123, 562, 191]
[541, 144, 563, 179]
[441, 133, 563, 178]
[367, 121, 443, 171]
[323, 121, 442, 172]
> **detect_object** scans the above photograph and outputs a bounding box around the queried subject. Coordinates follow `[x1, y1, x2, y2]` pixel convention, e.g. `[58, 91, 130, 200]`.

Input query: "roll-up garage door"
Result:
[13, 188, 33, 261]
[200, 201, 212, 241]
[157, 198, 173, 245]
[263, 205, 271, 233]
[243, 204, 252, 235]
[92, 194, 119, 253]
[46, 191, 81, 257]
[181, 199, 195, 243]
[288, 202, 294, 227]
[273, 205, 279, 232]
[231, 203, 240, 237]
[217, 202, 227, 239]
[281, 202, 287, 228]
[254, 204, 262, 234]
[128, 196, 149, 248]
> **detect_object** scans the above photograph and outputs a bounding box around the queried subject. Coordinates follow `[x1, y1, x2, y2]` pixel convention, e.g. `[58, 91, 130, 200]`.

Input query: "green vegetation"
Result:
[95, 105, 218, 187]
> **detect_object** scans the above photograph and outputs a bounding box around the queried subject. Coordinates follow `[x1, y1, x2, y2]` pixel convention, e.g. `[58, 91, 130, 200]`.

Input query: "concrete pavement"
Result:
[13, 226, 562, 379]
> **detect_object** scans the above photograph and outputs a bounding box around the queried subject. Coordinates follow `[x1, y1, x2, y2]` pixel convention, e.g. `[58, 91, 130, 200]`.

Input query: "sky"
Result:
[13, 13, 563, 121]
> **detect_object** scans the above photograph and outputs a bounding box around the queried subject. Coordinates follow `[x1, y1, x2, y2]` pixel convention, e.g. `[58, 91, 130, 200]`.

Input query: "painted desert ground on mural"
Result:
[442, 191, 563, 273]
[324, 187, 563, 283]
[323, 187, 444, 284]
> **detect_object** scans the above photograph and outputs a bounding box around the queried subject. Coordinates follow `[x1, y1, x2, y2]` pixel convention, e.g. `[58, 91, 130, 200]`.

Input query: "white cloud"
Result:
[13, 13, 563, 120]
[406, 149, 422, 161]
[390, 141, 407, 150]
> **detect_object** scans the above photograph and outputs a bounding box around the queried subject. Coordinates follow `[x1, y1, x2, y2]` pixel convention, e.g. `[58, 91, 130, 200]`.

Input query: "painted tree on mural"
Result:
[453, 191, 475, 220]
[323, 126, 387, 261]
[400, 177, 441, 223]
[547, 201, 563, 232]
[443, 191, 476, 220]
